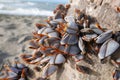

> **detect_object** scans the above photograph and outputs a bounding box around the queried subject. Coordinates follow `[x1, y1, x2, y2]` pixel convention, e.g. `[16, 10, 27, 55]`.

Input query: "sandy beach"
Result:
[0, 14, 46, 64]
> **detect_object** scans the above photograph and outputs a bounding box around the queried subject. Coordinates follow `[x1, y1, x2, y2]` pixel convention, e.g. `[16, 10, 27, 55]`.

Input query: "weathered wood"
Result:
[50, 0, 120, 80]
[67, 0, 120, 31]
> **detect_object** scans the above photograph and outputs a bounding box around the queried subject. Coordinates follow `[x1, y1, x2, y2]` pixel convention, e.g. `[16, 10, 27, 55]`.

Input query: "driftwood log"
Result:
[50, 0, 120, 80]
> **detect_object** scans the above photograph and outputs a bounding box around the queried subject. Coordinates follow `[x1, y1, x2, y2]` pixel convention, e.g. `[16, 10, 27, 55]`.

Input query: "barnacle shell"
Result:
[58, 45, 66, 53]
[96, 30, 113, 43]
[29, 39, 39, 49]
[10, 67, 21, 74]
[116, 58, 120, 64]
[40, 56, 50, 64]
[62, 45, 80, 55]
[7, 71, 18, 79]
[98, 39, 119, 60]
[49, 19, 65, 28]
[113, 69, 120, 80]
[38, 27, 59, 38]
[39, 47, 53, 55]
[14, 57, 26, 69]
[61, 33, 78, 45]
[90, 24, 103, 35]
[20, 54, 33, 61]
[65, 16, 79, 31]
[43, 65, 58, 78]
[44, 37, 60, 49]
[82, 34, 97, 42]
[69, 45, 80, 55]
[65, 16, 75, 23]
[49, 54, 66, 64]
[39, 36, 48, 45]
[19, 77, 25, 80]
[0, 72, 7, 79]
[78, 37, 85, 54]
[60, 33, 69, 45]
[29, 57, 42, 64]
[73, 53, 84, 62]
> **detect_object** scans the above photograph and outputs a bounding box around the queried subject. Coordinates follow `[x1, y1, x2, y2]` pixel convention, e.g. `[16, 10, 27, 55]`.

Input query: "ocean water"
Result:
[0, 0, 68, 16]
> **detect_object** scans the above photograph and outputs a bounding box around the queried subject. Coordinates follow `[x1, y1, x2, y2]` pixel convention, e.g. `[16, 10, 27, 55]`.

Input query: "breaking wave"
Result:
[0, 8, 53, 16]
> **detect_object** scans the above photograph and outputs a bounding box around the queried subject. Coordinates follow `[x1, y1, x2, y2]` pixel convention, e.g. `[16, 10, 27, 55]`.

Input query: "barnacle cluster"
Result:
[0, 3, 120, 80]
[0, 57, 30, 80]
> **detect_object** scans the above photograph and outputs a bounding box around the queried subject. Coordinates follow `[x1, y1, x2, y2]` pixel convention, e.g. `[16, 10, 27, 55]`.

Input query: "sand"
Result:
[0, 14, 46, 64]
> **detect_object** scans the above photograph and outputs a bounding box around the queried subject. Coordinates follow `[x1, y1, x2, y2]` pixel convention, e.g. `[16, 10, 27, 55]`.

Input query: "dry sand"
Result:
[0, 14, 46, 64]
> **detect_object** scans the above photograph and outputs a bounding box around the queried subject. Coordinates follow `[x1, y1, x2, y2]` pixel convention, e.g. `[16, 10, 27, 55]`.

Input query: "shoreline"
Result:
[0, 14, 47, 18]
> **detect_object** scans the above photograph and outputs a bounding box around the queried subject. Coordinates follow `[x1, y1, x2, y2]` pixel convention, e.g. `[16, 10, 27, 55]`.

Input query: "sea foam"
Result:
[0, 8, 53, 16]
[0, 1, 55, 16]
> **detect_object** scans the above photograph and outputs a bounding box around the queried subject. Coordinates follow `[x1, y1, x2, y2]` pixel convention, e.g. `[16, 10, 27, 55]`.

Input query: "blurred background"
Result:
[0, 0, 68, 16]
[0, 0, 68, 64]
